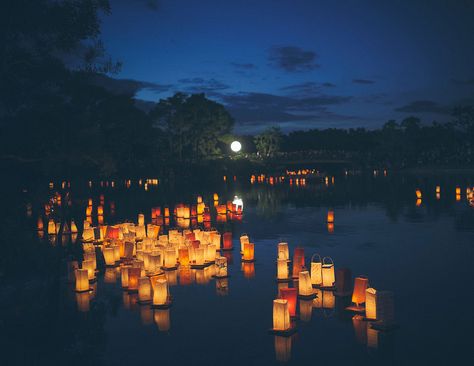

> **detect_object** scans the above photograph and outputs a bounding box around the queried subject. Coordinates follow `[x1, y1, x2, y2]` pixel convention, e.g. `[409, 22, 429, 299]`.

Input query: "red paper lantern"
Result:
[279, 288, 297, 317]
[223, 232, 233, 250]
[292, 247, 305, 278]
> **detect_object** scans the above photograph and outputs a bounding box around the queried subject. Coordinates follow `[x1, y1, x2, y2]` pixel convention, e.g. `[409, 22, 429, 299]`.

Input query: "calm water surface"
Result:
[4, 173, 474, 365]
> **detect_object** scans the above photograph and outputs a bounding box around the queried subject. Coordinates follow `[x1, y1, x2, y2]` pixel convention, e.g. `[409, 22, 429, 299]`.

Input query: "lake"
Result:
[3, 171, 474, 365]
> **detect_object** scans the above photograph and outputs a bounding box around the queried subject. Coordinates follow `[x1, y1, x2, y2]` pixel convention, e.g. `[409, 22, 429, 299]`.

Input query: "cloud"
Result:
[280, 81, 336, 97]
[87, 74, 172, 96]
[268, 46, 320, 72]
[352, 79, 375, 84]
[394, 100, 451, 114]
[178, 77, 230, 92]
[231, 62, 256, 70]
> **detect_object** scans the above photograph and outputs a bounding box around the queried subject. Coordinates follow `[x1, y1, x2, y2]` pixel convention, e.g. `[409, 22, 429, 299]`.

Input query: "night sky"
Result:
[100, 0, 474, 133]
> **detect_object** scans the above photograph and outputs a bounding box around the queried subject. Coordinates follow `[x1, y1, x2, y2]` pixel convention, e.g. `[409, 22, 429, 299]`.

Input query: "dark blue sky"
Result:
[100, 0, 474, 133]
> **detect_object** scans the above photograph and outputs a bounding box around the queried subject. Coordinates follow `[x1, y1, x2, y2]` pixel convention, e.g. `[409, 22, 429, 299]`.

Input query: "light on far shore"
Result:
[230, 140, 242, 152]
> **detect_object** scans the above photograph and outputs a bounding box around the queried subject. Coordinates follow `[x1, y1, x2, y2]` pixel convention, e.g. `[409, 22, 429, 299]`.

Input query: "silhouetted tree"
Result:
[255, 126, 283, 157]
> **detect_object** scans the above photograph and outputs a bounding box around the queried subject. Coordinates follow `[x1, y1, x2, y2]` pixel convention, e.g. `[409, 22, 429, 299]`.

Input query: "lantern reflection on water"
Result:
[215, 256, 228, 278]
[327, 210, 334, 223]
[216, 278, 229, 296]
[272, 299, 291, 332]
[242, 262, 255, 279]
[299, 299, 313, 322]
[277, 259, 289, 281]
[178, 247, 189, 266]
[121, 266, 130, 288]
[279, 288, 297, 317]
[274, 336, 292, 363]
[140, 305, 153, 326]
[222, 232, 233, 250]
[154, 309, 170, 331]
[76, 292, 90, 312]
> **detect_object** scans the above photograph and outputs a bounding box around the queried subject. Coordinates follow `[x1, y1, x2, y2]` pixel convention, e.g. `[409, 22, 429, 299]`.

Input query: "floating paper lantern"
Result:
[178, 247, 189, 266]
[135, 225, 146, 239]
[195, 248, 205, 265]
[164, 248, 177, 269]
[274, 336, 291, 363]
[365, 288, 377, 320]
[436, 186, 441, 194]
[456, 187, 461, 195]
[279, 288, 297, 317]
[206, 244, 217, 262]
[138, 277, 152, 303]
[240, 234, 249, 252]
[124, 241, 134, 259]
[103, 247, 115, 266]
[112, 245, 120, 262]
[243, 242, 255, 261]
[277, 242, 289, 261]
[352, 276, 369, 306]
[154, 309, 170, 331]
[310, 253, 322, 286]
[216, 204, 227, 215]
[273, 299, 291, 331]
[152, 279, 168, 306]
[215, 256, 228, 278]
[298, 271, 314, 297]
[82, 260, 95, 280]
[127, 267, 141, 291]
[138, 213, 145, 226]
[321, 257, 335, 288]
[416, 189, 422, 199]
[148, 254, 162, 274]
[277, 259, 289, 280]
[97, 205, 103, 216]
[327, 210, 334, 223]
[211, 233, 221, 249]
[147, 224, 160, 239]
[70, 220, 78, 233]
[82, 227, 95, 242]
[75, 269, 90, 292]
[47, 220, 56, 235]
[292, 247, 305, 278]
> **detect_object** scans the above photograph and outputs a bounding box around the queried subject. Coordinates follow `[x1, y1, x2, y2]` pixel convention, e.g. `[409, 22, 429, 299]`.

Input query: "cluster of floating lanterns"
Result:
[415, 185, 474, 206]
[270, 243, 397, 360]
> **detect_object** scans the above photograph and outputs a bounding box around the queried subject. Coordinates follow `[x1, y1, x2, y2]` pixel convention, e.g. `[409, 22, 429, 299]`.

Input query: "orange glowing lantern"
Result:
[213, 193, 219, 201]
[121, 266, 130, 288]
[292, 247, 305, 278]
[416, 189, 422, 199]
[310, 253, 322, 286]
[279, 288, 297, 317]
[298, 271, 314, 297]
[127, 267, 141, 291]
[321, 257, 335, 288]
[152, 278, 169, 306]
[138, 277, 152, 303]
[351, 276, 369, 307]
[138, 213, 145, 226]
[97, 205, 104, 216]
[82, 260, 95, 281]
[272, 299, 291, 331]
[277, 242, 289, 261]
[365, 287, 377, 320]
[47, 220, 56, 235]
[178, 247, 190, 266]
[164, 248, 177, 269]
[240, 234, 249, 253]
[327, 210, 334, 223]
[75, 269, 90, 292]
[103, 247, 115, 266]
[243, 242, 255, 262]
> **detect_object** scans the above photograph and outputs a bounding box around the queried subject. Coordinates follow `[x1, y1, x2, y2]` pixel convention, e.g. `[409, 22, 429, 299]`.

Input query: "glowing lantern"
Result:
[366, 288, 377, 320]
[456, 187, 461, 195]
[213, 193, 219, 201]
[71, 220, 78, 233]
[310, 253, 322, 286]
[178, 247, 189, 266]
[327, 210, 334, 223]
[124, 241, 134, 259]
[164, 248, 177, 269]
[75, 269, 90, 292]
[279, 288, 297, 317]
[82, 227, 95, 242]
[277, 259, 289, 281]
[138, 213, 145, 226]
[82, 260, 95, 281]
[103, 247, 115, 266]
[47, 220, 56, 235]
[298, 271, 314, 297]
[152, 279, 169, 306]
[274, 336, 291, 363]
[436, 186, 441, 194]
[215, 256, 228, 278]
[37, 217, 44, 231]
[277, 242, 289, 261]
[223, 232, 233, 250]
[272, 299, 291, 331]
[243, 242, 255, 262]
[148, 254, 162, 275]
[416, 189, 422, 199]
[240, 234, 249, 253]
[292, 247, 305, 278]
[321, 257, 335, 288]
[154, 309, 170, 331]
[135, 225, 146, 239]
[147, 224, 160, 239]
[206, 244, 217, 262]
[127, 267, 141, 291]
[194, 248, 205, 266]
[351, 276, 369, 308]
[138, 277, 152, 303]
[210, 232, 221, 249]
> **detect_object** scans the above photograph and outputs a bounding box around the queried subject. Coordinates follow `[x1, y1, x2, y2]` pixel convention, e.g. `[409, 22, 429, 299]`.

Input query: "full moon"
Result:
[230, 140, 242, 152]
